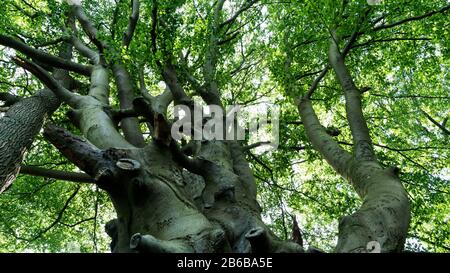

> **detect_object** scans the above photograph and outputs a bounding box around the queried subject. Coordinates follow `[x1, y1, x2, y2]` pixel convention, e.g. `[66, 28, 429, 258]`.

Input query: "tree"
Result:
[0, 0, 448, 253]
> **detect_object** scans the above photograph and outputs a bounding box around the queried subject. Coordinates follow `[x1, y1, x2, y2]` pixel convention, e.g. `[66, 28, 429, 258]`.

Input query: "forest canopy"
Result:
[0, 0, 449, 253]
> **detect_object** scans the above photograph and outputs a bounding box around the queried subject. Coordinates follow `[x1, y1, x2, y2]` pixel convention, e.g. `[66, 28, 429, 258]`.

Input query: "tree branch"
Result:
[297, 98, 352, 179]
[0, 35, 92, 76]
[328, 32, 375, 161]
[20, 165, 94, 183]
[122, 0, 140, 48]
[352, 37, 431, 49]
[112, 63, 145, 147]
[219, 0, 259, 28]
[421, 109, 450, 136]
[373, 5, 450, 32]
[12, 56, 82, 107]
[70, 4, 105, 52]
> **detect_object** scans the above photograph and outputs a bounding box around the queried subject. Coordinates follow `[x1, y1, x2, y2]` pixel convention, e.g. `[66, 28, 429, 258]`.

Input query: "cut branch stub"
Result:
[116, 158, 141, 173]
[245, 227, 269, 253]
[129, 233, 191, 253]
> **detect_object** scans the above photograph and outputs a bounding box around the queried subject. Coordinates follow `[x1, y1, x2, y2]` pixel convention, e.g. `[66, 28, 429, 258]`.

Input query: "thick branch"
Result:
[0, 43, 74, 194]
[162, 63, 193, 105]
[43, 124, 106, 177]
[297, 98, 352, 179]
[328, 36, 375, 161]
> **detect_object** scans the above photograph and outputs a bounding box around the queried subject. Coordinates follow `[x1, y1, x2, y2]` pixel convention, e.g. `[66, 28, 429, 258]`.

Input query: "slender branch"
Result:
[305, 66, 329, 99]
[352, 37, 431, 49]
[12, 56, 82, 107]
[338, 141, 449, 152]
[15, 187, 80, 242]
[373, 5, 450, 32]
[93, 186, 99, 252]
[242, 141, 271, 151]
[19, 165, 94, 183]
[370, 93, 450, 100]
[421, 109, 450, 136]
[150, 0, 158, 54]
[0, 35, 92, 76]
[61, 217, 95, 228]
[34, 37, 67, 48]
[219, 0, 259, 28]
[122, 0, 140, 48]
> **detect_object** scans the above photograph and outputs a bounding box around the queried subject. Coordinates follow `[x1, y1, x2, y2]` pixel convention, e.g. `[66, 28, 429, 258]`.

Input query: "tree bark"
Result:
[0, 43, 74, 193]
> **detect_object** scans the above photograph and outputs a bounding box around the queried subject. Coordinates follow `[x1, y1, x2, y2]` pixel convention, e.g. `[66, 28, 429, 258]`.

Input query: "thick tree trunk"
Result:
[44, 123, 303, 253]
[0, 89, 59, 192]
[0, 44, 74, 193]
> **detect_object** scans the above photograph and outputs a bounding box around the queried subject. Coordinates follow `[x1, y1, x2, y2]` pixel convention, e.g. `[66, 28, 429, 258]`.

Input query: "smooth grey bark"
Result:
[292, 35, 411, 252]
[112, 63, 145, 147]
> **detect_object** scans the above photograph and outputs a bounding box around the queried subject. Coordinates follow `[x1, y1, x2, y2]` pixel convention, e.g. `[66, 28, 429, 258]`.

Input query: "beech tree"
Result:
[0, 0, 448, 253]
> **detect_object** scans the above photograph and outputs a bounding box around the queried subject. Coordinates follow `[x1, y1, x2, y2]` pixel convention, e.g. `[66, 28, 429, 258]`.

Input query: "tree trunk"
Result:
[0, 44, 74, 193]
[43, 124, 303, 253]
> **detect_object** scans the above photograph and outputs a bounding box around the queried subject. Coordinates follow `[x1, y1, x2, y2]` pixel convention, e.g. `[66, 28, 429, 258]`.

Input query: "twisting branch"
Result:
[14, 187, 80, 242]
[69, 35, 100, 64]
[31, 187, 80, 240]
